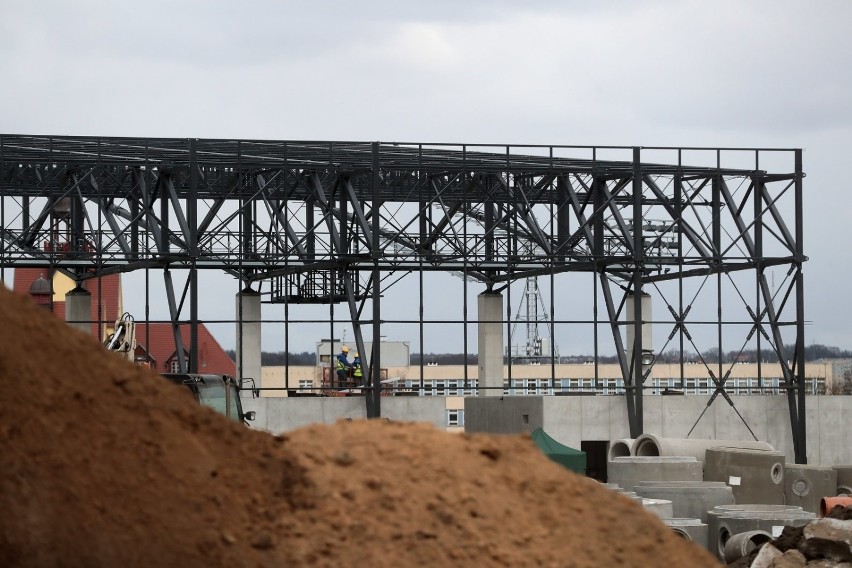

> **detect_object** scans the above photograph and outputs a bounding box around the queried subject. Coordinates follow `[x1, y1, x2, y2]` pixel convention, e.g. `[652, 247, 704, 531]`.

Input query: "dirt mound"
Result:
[0, 287, 720, 567]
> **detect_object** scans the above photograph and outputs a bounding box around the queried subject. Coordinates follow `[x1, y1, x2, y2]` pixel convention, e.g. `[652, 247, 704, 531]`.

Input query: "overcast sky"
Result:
[2, 1, 851, 353]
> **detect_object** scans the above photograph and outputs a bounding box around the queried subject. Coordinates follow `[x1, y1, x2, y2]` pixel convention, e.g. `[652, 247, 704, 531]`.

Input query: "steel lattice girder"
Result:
[0, 135, 808, 462]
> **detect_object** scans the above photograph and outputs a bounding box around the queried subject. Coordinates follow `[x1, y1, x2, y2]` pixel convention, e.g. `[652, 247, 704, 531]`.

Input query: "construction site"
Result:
[2, 134, 851, 567]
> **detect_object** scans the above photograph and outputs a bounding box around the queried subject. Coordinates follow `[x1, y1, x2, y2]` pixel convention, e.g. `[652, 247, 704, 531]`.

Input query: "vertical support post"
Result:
[369, 142, 382, 417]
[631, 147, 644, 437]
[236, 288, 262, 392]
[794, 149, 807, 464]
[478, 291, 504, 395]
[189, 138, 199, 373]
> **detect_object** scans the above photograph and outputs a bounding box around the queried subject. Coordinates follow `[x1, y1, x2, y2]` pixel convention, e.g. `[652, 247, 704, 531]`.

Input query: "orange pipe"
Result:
[820, 495, 852, 517]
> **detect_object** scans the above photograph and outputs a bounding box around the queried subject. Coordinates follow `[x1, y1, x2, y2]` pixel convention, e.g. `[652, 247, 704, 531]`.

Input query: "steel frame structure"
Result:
[0, 135, 808, 462]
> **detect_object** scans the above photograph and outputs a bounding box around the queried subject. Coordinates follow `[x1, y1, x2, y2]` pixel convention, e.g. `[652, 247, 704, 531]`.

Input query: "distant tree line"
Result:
[228, 343, 851, 367]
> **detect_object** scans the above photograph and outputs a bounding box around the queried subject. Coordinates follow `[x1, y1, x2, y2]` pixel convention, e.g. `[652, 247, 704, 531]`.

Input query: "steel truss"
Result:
[0, 135, 808, 462]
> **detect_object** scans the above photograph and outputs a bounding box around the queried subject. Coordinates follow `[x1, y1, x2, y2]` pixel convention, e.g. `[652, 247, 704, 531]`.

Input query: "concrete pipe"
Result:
[820, 495, 852, 517]
[632, 434, 774, 461]
[608, 438, 635, 461]
[784, 464, 837, 514]
[722, 530, 773, 563]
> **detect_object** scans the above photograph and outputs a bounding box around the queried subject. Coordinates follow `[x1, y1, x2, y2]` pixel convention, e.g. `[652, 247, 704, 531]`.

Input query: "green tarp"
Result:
[531, 428, 586, 475]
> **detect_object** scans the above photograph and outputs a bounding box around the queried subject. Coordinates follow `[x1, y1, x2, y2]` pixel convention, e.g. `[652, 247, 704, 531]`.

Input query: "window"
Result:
[298, 379, 313, 393]
[447, 409, 465, 427]
[169, 358, 182, 373]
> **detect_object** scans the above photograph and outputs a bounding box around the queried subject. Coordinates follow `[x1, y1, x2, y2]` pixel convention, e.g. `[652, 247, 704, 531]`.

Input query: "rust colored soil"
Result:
[0, 287, 721, 567]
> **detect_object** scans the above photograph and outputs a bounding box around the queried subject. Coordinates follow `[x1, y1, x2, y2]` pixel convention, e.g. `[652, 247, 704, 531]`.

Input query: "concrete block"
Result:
[704, 447, 786, 505]
[635, 481, 734, 524]
[784, 464, 838, 514]
[608, 456, 702, 492]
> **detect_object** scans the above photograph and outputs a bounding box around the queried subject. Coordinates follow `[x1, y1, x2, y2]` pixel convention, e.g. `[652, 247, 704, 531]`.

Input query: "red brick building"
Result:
[12, 269, 235, 375]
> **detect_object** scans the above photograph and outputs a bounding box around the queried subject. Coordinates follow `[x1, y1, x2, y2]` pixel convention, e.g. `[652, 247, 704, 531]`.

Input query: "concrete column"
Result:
[236, 288, 261, 395]
[626, 292, 653, 378]
[477, 292, 503, 396]
[65, 285, 92, 335]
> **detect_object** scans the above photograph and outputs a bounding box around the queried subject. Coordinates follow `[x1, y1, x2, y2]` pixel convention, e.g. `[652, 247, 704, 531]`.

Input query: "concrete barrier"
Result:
[722, 530, 773, 563]
[703, 447, 786, 505]
[608, 438, 635, 461]
[634, 481, 734, 524]
[784, 464, 837, 514]
[632, 434, 775, 462]
[607, 456, 702, 492]
[663, 518, 708, 550]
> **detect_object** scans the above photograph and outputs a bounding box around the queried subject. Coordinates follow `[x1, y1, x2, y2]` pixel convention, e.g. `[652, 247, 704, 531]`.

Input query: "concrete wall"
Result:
[242, 394, 852, 466]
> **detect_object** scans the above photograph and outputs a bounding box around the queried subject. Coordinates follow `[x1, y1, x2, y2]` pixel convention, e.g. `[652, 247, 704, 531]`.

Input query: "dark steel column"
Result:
[189, 139, 199, 373]
[631, 147, 644, 437]
[369, 142, 382, 417]
[794, 149, 807, 463]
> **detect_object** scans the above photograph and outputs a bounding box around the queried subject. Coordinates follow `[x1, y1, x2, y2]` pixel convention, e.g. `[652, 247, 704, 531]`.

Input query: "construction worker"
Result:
[335, 345, 352, 388]
[352, 352, 363, 386]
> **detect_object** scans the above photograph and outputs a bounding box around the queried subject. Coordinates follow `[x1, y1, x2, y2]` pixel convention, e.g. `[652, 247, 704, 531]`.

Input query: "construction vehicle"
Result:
[161, 373, 256, 425]
[103, 313, 256, 425]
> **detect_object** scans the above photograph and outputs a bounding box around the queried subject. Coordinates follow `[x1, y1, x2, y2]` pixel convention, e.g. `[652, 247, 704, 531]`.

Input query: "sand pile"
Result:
[0, 286, 720, 567]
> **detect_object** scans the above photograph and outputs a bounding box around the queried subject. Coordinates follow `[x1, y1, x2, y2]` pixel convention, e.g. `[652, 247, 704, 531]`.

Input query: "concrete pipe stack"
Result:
[784, 464, 838, 513]
[834, 465, 852, 495]
[634, 481, 734, 524]
[632, 434, 774, 462]
[703, 447, 786, 505]
[662, 518, 709, 550]
[706, 504, 816, 560]
[607, 456, 702, 492]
